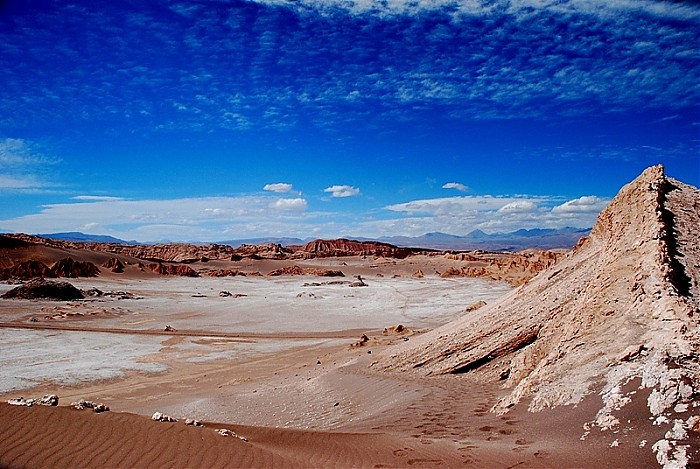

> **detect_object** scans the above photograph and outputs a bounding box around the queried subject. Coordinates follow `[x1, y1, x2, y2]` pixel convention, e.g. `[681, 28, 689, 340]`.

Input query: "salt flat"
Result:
[0, 275, 511, 396]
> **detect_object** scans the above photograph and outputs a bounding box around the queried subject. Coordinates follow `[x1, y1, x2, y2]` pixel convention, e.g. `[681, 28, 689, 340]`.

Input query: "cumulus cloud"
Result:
[264, 183, 294, 193]
[551, 196, 609, 214]
[442, 182, 469, 192]
[497, 200, 538, 213]
[382, 193, 610, 236]
[324, 185, 361, 198]
[386, 196, 547, 216]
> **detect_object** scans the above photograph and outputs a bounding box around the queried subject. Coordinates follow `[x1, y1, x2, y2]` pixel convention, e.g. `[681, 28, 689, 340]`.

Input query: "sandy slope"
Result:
[379, 165, 700, 466]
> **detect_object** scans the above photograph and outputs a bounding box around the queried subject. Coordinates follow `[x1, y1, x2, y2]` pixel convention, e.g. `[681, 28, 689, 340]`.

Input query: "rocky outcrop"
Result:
[102, 257, 125, 273]
[441, 250, 561, 286]
[0, 258, 102, 280]
[2, 279, 85, 300]
[293, 239, 416, 259]
[268, 265, 304, 276]
[266, 265, 345, 277]
[383, 324, 410, 335]
[102, 243, 236, 263]
[0, 260, 55, 280]
[147, 263, 199, 277]
[380, 166, 700, 466]
[233, 243, 293, 259]
[51, 258, 100, 278]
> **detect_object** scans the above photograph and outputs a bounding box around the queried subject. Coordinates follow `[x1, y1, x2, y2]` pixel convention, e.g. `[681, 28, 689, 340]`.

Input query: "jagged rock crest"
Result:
[380, 166, 699, 429]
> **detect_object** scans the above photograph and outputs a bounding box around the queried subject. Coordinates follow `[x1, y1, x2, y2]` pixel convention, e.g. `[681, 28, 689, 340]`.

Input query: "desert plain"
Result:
[0, 166, 698, 469]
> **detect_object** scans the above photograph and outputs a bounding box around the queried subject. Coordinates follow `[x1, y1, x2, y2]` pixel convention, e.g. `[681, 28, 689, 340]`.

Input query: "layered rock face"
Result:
[441, 250, 561, 286]
[104, 243, 236, 263]
[380, 166, 699, 423]
[293, 239, 416, 259]
[0, 258, 100, 280]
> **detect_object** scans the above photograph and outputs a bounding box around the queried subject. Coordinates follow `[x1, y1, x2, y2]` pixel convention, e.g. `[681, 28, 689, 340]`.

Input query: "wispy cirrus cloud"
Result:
[0, 138, 56, 191]
[1, 0, 696, 136]
[252, 0, 700, 21]
[0, 194, 314, 242]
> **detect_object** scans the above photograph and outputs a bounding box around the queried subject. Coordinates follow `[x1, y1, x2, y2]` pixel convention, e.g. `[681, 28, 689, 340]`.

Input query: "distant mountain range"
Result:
[37, 232, 138, 244]
[377, 227, 590, 251]
[35, 227, 590, 252]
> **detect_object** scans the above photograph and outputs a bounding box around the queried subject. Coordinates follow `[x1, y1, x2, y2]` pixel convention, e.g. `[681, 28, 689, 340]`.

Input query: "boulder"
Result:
[152, 412, 177, 422]
[1, 279, 85, 300]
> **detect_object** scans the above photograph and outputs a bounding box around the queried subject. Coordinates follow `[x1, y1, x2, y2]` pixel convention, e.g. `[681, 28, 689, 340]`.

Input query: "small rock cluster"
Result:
[152, 411, 177, 422]
[7, 394, 59, 407]
[71, 399, 110, 413]
[216, 428, 248, 441]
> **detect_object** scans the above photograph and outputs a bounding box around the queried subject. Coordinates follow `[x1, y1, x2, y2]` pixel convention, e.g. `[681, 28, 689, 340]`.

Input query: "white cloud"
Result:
[271, 198, 308, 211]
[0, 174, 39, 190]
[0, 185, 610, 242]
[551, 196, 608, 214]
[386, 195, 547, 216]
[0, 195, 317, 242]
[252, 0, 700, 21]
[382, 193, 610, 236]
[324, 185, 361, 198]
[497, 200, 538, 213]
[73, 195, 125, 202]
[442, 182, 469, 192]
[264, 183, 294, 193]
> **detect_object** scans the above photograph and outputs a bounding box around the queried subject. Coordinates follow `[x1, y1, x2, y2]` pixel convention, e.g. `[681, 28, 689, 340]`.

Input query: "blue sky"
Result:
[0, 0, 698, 242]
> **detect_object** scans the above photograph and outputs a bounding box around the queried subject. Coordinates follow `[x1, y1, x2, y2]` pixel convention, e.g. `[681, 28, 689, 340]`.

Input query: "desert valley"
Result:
[0, 165, 698, 468]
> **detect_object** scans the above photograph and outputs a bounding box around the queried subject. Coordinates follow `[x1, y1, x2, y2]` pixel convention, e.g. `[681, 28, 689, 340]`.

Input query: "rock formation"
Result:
[380, 166, 699, 464]
[233, 243, 293, 259]
[293, 239, 416, 259]
[147, 263, 199, 277]
[1, 279, 85, 300]
[266, 265, 344, 277]
[104, 243, 237, 263]
[102, 257, 125, 273]
[268, 265, 305, 276]
[441, 250, 561, 286]
[0, 260, 55, 280]
[50, 258, 100, 278]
